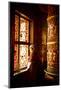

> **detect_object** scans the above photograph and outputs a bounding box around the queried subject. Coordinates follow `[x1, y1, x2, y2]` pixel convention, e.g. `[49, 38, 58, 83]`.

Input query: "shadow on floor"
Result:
[10, 68, 59, 88]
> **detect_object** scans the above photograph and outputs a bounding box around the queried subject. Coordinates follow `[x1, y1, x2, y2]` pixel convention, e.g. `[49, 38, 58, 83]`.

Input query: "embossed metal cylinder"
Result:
[47, 16, 58, 75]
[45, 6, 59, 78]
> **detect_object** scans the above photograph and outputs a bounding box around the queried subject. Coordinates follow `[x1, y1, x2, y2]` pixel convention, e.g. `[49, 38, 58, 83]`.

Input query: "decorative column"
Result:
[45, 5, 59, 80]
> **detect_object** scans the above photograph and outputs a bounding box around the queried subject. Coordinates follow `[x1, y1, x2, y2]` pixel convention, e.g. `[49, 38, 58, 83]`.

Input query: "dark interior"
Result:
[9, 2, 59, 88]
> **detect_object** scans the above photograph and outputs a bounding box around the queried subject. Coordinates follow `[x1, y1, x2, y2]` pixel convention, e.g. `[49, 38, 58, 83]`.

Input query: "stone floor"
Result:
[10, 68, 59, 88]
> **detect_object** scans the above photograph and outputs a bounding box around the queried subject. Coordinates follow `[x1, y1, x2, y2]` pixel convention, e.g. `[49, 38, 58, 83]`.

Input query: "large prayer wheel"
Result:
[45, 5, 59, 79]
